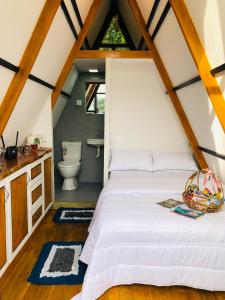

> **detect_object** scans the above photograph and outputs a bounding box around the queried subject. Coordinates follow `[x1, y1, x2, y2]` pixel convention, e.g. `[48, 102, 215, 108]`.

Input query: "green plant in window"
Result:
[97, 97, 105, 113]
[102, 16, 126, 44]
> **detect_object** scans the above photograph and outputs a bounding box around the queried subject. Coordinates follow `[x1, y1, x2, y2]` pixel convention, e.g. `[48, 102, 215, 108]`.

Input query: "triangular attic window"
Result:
[102, 16, 126, 44]
[99, 15, 129, 50]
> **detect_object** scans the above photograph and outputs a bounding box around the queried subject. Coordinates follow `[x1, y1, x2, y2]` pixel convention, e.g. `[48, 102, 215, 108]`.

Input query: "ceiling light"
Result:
[89, 69, 99, 73]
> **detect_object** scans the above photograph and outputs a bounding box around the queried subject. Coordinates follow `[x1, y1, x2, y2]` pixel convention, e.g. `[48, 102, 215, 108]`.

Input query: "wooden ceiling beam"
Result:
[51, 0, 102, 108]
[170, 0, 225, 133]
[75, 50, 153, 59]
[0, 0, 61, 136]
[128, 0, 208, 169]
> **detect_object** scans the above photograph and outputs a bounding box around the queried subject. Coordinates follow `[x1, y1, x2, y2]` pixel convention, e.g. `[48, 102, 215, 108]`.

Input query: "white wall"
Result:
[104, 58, 190, 181]
[32, 95, 53, 147]
[152, 6, 225, 183]
[52, 95, 68, 129]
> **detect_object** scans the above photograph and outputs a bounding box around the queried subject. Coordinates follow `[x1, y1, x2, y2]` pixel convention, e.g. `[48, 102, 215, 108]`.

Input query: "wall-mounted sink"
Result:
[87, 139, 104, 158]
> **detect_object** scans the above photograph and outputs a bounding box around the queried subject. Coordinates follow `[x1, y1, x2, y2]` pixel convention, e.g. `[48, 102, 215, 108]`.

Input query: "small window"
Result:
[86, 82, 105, 114]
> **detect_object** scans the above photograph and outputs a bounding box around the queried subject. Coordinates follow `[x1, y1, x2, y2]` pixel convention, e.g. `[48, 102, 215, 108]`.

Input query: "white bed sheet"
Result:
[73, 171, 225, 300]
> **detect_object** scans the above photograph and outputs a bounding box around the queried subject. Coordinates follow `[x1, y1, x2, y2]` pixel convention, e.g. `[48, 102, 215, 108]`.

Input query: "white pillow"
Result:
[109, 149, 153, 172]
[152, 151, 198, 171]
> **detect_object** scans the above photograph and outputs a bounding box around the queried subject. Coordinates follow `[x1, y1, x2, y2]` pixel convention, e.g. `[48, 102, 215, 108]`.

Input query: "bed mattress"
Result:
[73, 171, 225, 300]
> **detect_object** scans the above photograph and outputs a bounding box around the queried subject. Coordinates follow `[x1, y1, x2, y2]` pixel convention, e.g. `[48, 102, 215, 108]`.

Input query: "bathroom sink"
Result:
[86, 139, 104, 147]
[86, 139, 104, 158]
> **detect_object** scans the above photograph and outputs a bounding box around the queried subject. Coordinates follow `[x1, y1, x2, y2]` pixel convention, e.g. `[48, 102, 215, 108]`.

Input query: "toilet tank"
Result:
[62, 141, 82, 162]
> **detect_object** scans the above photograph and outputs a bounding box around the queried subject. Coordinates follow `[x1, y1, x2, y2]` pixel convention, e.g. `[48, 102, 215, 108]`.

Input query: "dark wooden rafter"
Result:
[0, 0, 61, 136]
[152, 1, 171, 41]
[0, 58, 70, 97]
[128, 0, 208, 169]
[117, 11, 136, 50]
[170, 0, 225, 132]
[0, 58, 19, 73]
[199, 146, 225, 161]
[211, 63, 225, 77]
[60, 1, 78, 39]
[172, 75, 201, 92]
[52, 0, 102, 108]
[170, 63, 225, 93]
[92, 9, 114, 50]
[70, 0, 90, 49]
[138, 0, 160, 49]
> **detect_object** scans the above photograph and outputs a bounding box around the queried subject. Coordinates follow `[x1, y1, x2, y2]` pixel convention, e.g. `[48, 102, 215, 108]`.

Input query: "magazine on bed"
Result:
[172, 204, 205, 219]
[157, 200, 205, 219]
[157, 199, 183, 208]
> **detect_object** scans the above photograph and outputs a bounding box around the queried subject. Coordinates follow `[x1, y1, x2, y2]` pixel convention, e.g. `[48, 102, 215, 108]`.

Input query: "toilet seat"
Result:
[58, 160, 80, 168]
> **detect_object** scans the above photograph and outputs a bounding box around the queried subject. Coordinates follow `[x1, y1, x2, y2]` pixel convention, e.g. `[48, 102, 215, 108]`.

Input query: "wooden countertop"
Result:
[0, 148, 52, 181]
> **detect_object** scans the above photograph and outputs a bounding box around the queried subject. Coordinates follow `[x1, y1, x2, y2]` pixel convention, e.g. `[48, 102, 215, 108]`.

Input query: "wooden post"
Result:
[51, 0, 102, 108]
[128, 0, 208, 169]
[0, 0, 61, 135]
[170, 0, 225, 133]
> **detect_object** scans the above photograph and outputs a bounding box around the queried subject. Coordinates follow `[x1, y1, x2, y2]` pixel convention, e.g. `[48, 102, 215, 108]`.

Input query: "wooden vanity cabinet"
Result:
[0, 151, 53, 279]
[44, 157, 52, 209]
[10, 173, 28, 252]
[0, 187, 7, 269]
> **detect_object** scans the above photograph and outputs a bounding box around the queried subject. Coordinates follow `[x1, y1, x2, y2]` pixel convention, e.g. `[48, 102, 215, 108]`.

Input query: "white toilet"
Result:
[58, 141, 82, 191]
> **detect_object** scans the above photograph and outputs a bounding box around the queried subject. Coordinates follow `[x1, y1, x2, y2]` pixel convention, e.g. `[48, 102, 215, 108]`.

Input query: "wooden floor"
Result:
[1, 210, 225, 300]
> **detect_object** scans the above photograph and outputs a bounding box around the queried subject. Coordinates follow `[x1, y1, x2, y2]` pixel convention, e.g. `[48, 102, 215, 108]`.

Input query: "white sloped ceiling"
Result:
[150, 0, 225, 182]
[0, 0, 45, 65]
[30, 8, 74, 85]
[0, 0, 45, 105]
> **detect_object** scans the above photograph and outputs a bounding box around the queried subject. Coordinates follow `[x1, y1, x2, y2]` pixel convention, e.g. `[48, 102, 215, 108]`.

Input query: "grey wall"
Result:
[54, 72, 105, 184]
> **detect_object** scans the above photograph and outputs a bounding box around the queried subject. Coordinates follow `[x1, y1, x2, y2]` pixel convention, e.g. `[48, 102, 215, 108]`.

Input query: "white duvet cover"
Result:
[73, 171, 225, 300]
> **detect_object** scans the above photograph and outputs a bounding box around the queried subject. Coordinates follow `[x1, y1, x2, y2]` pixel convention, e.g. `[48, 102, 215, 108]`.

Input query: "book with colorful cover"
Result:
[172, 204, 205, 219]
[157, 199, 184, 209]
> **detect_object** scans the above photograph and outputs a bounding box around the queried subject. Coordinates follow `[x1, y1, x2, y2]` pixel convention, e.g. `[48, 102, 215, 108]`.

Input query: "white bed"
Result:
[73, 170, 225, 300]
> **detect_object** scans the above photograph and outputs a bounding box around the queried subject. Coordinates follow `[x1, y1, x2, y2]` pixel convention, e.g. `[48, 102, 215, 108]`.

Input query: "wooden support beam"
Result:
[75, 50, 153, 59]
[128, 0, 208, 169]
[51, 0, 102, 108]
[0, 0, 61, 136]
[170, 0, 225, 133]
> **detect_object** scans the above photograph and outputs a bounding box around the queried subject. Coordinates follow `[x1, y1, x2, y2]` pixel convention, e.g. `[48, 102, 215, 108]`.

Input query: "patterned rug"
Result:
[28, 242, 87, 285]
[53, 207, 95, 224]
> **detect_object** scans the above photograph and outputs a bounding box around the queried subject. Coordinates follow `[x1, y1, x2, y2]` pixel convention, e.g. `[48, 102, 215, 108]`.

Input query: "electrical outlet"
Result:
[76, 99, 82, 106]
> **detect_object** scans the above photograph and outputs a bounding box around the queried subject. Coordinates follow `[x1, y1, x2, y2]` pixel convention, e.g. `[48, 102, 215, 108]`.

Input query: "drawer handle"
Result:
[27, 175, 31, 186]
[4, 187, 9, 203]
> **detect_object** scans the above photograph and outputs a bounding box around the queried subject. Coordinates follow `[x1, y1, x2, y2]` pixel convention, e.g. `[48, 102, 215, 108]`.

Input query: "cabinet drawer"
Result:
[32, 184, 42, 204]
[31, 164, 42, 180]
[32, 206, 42, 226]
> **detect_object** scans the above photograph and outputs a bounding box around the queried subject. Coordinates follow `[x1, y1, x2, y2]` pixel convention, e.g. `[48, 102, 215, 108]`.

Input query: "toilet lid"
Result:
[58, 160, 80, 168]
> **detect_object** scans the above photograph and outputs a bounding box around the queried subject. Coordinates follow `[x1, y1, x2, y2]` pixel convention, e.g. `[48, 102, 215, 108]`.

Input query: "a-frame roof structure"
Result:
[0, 0, 225, 176]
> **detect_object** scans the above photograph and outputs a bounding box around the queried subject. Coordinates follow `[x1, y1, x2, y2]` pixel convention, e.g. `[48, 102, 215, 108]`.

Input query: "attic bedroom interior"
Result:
[0, 0, 225, 299]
